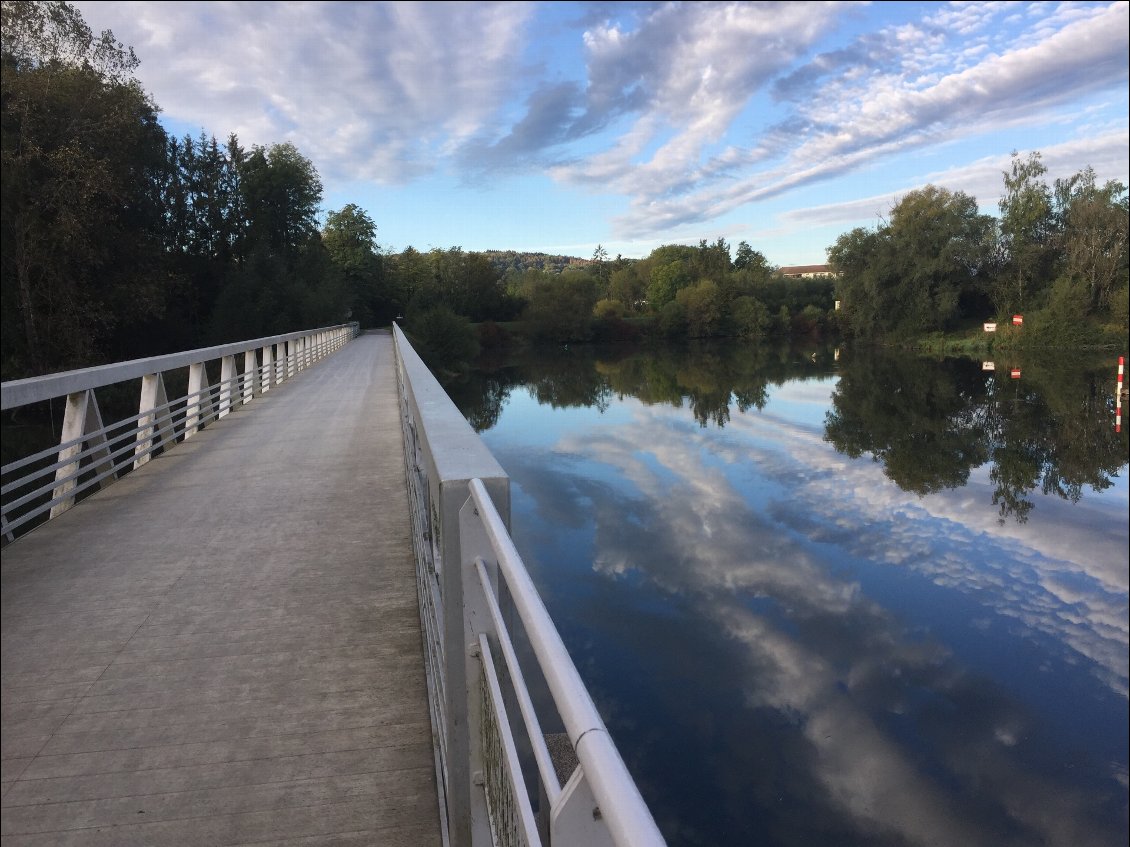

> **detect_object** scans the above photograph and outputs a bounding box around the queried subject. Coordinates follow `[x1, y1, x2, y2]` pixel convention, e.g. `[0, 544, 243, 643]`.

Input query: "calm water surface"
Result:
[450, 342, 1129, 847]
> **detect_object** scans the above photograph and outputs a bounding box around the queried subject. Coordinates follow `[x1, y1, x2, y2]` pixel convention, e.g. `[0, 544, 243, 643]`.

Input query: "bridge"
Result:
[1, 326, 665, 847]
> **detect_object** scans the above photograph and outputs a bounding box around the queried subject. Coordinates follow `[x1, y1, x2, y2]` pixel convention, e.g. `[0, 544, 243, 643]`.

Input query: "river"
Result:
[447, 340, 1128, 847]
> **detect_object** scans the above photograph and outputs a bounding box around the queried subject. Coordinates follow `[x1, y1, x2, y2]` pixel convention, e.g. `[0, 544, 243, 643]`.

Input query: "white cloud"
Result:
[72, 0, 1128, 247]
[775, 130, 1130, 230]
[596, 1, 1129, 238]
[75, 1, 533, 184]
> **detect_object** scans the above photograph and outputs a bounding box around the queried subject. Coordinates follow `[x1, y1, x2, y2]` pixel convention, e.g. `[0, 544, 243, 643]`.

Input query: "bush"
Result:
[593, 298, 626, 320]
[1110, 285, 1129, 329]
[657, 300, 687, 337]
[477, 320, 510, 350]
[1027, 277, 1104, 348]
[406, 306, 480, 369]
[730, 296, 768, 339]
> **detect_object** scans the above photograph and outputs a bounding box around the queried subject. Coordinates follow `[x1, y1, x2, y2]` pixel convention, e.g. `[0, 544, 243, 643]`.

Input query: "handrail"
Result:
[468, 479, 666, 847]
[392, 323, 666, 847]
[2, 323, 357, 409]
[1, 323, 358, 541]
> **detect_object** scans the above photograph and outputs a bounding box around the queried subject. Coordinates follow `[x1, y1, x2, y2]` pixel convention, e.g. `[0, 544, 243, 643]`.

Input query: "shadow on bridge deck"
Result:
[1, 334, 441, 845]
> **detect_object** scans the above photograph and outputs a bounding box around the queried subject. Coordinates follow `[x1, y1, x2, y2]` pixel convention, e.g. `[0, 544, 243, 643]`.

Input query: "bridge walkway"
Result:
[0, 333, 440, 846]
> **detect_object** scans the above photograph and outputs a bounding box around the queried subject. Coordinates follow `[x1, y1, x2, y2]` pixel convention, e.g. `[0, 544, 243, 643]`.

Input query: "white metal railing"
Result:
[392, 324, 666, 847]
[1, 323, 359, 541]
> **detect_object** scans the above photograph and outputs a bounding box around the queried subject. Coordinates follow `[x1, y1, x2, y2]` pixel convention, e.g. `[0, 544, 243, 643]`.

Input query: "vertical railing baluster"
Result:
[219, 355, 236, 419]
[135, 373, 171, 469]
[275, 342, 286, 384]
[185, 361, 212, 439]
[261, 345, 273, 393]
[50, 390, 111, 518]
[243, 349, 258, 404]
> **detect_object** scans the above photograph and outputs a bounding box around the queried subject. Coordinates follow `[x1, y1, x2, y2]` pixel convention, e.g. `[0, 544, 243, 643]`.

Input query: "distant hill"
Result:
[480, 250, 595, 275]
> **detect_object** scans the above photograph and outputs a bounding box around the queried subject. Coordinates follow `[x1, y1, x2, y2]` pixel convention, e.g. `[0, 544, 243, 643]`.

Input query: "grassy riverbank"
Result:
[911, 315, 1127, 358]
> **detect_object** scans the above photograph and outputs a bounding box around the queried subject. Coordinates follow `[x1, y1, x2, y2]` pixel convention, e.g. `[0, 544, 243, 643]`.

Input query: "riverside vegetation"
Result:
[3, 1, 1126, 385]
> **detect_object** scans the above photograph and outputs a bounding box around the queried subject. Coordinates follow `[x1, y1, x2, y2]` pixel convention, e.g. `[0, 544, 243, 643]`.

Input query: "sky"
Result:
[74, 1, 1130, 265]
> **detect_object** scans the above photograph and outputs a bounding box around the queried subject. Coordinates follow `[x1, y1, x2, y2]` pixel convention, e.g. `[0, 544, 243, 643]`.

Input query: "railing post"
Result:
[219, 355, 237, 419]
[134, 373, 172, 470]
[458, 494, 501, 846]
[442, 479, 474, 847]
[275, 343, 286, 384]
[287, 340, 297, 378]
[243, 349, 258, 404]
[261, 345, 273, 392]
[552, 768, 618, 846]
[50, 390, 111, 518]
[185, 361, 213, 439]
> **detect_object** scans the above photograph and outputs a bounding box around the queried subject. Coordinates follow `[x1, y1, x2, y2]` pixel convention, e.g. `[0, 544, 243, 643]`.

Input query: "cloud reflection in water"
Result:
[490, 383, 1128, 847]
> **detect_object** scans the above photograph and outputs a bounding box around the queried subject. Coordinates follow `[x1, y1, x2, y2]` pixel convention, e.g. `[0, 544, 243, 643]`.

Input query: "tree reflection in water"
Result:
[824, 349, 1127, 522]
[449, 340, 1127, 524]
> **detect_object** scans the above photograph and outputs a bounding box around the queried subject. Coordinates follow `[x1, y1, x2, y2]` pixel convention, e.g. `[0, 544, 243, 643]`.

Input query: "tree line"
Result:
[27, 1, 1123, 384]
[1, 1, 386, 378]
[828, 154, 1129, 344]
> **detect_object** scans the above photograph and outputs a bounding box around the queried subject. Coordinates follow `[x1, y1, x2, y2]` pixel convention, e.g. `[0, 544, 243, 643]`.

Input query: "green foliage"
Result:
[1053, 167, 1128, 314]
[676, 280, 724, 337]
[593, 298, 626, 319]
[608, 265, 648, 312]
[1, 0, 168, 375]
[521, 270, 600, 342]
[323, 204, 393, 327]
[1025, 277, 1105, 348]
[657, 300, 687, 337]
[406, 305, 480, 370]
[828, 150, 1127, 347]
[648, 259, 692, 309]
[830, 186, 997, 339]
[729, 296, 769, 339]
[996, 151, 1055, 314]
[480, 249, 598, 276]
[239, 142, 323, 257]
[1110, 284, 1129, 328]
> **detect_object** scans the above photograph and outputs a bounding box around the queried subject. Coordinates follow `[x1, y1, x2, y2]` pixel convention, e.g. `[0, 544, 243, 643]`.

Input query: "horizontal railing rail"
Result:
[392, 324, 665, 847]
[1, 323, 359, 542]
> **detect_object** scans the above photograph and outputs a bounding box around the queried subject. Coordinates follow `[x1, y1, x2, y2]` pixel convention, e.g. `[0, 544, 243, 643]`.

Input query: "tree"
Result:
[1053, 167, 1128, 314]
[996, 151, 1055, 314]
[239, 142, 322, 258]
[591, 243, 610, 293]
[324, 204, 392, 326]
[730, 296, 769, 339]
[523, 271, 600, 342]
[677, 280, 724, 337]
[733, 241, 757, 270]
[827, 186, 996, 337]
[609, 265, 647, 312]
[1, 0, 170, 374]
[648, 259, 692, 309]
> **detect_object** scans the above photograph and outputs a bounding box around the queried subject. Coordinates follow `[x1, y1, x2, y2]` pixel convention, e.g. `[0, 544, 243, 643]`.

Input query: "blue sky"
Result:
[75, 1, 1129, 264]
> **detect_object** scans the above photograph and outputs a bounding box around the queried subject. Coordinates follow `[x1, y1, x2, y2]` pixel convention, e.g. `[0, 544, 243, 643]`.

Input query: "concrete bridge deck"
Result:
[0, 333, 440, 845]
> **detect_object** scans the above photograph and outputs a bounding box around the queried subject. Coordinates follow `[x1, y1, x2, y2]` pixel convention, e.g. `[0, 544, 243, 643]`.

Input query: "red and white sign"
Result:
[1012, 314, 1024, 326]
[1010, 368, 1022, 379]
